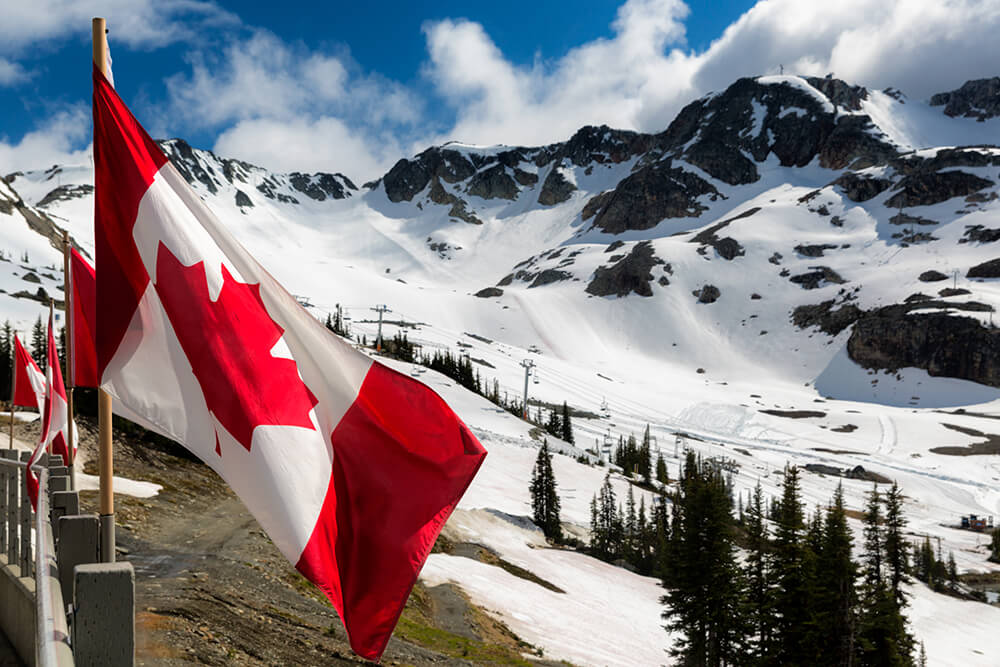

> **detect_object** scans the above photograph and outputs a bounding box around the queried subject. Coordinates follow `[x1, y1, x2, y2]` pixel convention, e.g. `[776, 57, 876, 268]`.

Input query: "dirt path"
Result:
[5, 415, 552, 666]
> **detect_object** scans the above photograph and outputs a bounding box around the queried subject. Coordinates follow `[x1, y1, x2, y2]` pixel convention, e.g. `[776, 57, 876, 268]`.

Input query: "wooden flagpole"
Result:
[47, 301, 54, 455]
[8, 342, 14, 450]
[93, 16, 115, 563]
[62, 231, 75, 486]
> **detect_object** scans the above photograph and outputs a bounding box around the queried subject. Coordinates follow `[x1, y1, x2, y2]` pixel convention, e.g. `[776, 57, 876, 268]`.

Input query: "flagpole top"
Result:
[92, 18, 109, 77]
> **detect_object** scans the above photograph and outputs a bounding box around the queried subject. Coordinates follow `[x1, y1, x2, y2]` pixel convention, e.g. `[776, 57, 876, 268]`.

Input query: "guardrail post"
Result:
[58, 514, 99, 610]
[51, 491, 79, 543]
[0, 450, 7, 556]
[2, 449, 15, 566]
[19, 451, 31, 578]
[74, 561, 135, 666]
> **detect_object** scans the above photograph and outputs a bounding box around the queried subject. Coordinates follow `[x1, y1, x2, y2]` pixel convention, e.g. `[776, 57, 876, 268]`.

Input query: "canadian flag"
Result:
[13, 335, 46, 410]
[26, 312, 70, 510]
[93, 66, 486, 660]
[69, 247, 99, 387]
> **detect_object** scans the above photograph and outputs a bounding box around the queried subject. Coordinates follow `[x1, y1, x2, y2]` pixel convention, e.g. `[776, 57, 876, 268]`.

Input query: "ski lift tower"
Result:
[520, 358, 535, 419]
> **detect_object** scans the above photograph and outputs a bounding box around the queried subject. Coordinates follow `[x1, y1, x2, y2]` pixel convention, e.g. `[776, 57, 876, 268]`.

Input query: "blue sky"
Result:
[2, 0, 999, 179]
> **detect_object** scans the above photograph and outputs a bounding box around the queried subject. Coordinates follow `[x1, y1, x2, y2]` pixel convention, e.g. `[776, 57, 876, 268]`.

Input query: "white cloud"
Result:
[0, 106, 92, 172]
[158, 29, 420, 180]
[163, 30, 420, 130]
[0, 58, 29, 86]
[421, 0, 1000, 148]
[0, 0, 238, 52]
[7, 0, 1000, 183]
[213, 117, 404, 181]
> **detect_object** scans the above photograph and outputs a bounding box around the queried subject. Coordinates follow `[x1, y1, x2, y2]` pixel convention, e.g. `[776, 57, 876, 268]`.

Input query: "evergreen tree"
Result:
[624, 486, 638, 564]
[58, 326, 67, 374]
[31, 315, 46, 371]
[639, 424, 652, 484]
[946, 551, 958, 588]
[545, 408, 562, 438]
[590, 473, 621, 561]
[771, 465, 816, 665]
[857, 486, 914, 666]
[636, 496, 652, 575]
[861, 486, 884, 592]
[529, 442, 562, 542]
[560, 401, 574, 444]
[817, 482, 858, 666]
[653, 488, 672, 579]
[744, 482, 773, 661]
[656, 451, 669, 485]
[990, 528, 1000, 564]
[883, 482, 910, 604]
[662, 451, 746, 666]
[0, 321, 11, 403]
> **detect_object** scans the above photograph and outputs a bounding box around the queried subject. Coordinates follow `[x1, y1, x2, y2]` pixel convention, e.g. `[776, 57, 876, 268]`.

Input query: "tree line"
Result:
[578, 451, 921, 666]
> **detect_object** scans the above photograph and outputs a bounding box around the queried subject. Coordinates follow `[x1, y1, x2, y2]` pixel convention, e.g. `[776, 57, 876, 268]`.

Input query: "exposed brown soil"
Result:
[11, 416, 560, 666]
[931, 423, 1000, 456]
[759, 409, 827, 419]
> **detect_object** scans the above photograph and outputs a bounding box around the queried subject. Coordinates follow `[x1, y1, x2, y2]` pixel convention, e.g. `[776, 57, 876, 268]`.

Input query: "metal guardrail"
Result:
[0, 451, 73, 667]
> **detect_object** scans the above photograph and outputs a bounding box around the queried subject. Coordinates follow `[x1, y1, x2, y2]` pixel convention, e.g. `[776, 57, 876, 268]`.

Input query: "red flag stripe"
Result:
[70, 248, 99, 387]
[296, 362, 486, 659]
[92, 64, 167, 377]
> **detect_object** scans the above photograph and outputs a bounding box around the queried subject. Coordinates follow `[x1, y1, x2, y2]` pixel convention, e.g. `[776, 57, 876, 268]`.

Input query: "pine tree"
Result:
[624, 486, 637, 564]
[58, 326, 67, 374]
[590, 473, 620, 561]
[530, 442, 562, 542]
[545, 408, 561, 438]
[662, 451, 746, 665]
[946, 551, 958, 588]
[31, 315, 46, 371]
[653, 488, 672, 579]
[560, 401, 574, 444]
[817, 482, 858, 666]
[857, 485, 914, 666]
[771, 465, 816, 665]
[862, 485, 884, 592]
[0, 321, 12, 403]
[744, 482, 773, 661]
[636, 496, 651, 574]
[990, 528, 1000, 563]
[639, 424, 652, 484]
[656, 451, 669, 485]
[883, 482, 910, 604]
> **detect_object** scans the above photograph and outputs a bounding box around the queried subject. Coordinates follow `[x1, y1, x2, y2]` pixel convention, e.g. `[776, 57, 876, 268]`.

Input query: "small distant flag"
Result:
[26, 311, 70, 510]
[13, 335, 46, 410]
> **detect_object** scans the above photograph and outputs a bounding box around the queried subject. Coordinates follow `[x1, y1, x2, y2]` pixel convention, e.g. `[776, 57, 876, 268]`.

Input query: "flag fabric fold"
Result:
[13, 335, 46, 410]
[70, 247, 99, 387]
[27, 312, 70, 510]
[92, 65, 486, 660]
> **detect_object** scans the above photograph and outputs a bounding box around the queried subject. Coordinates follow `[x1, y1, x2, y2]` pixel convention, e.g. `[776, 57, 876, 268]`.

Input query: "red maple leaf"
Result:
[155, 242, 318, 454]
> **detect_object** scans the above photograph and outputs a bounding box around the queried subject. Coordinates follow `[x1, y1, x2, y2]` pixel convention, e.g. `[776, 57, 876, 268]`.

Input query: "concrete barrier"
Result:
[57, 516, 99, 608]
[0, 556, 37, 666]
[73, 562, 134, 667]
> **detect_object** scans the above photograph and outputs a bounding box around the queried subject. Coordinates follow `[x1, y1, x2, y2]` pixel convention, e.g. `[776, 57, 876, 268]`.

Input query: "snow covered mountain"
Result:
[5, 73, 1000, 665]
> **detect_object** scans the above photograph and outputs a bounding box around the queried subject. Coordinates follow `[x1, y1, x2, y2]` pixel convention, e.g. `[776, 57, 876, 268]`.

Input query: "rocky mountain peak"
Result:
[930, 77, 1000, 120]
[158, 138, 356, 205]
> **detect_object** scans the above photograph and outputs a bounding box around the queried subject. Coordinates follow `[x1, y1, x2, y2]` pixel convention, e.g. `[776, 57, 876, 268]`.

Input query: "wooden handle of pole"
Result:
[63, 231, 74, 470]
[98, 389, 113, 515]
[92, 18, 107, 75]
[93, 17, 115, 559]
